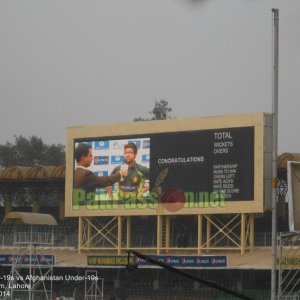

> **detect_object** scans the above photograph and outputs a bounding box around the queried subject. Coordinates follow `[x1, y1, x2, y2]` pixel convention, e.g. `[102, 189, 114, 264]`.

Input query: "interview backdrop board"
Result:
[65, 113, 272, 217]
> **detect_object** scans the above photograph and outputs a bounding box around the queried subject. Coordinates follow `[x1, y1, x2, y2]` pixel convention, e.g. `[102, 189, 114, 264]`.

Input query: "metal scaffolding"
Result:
[2, 212, 57, 300]
[277, 232, 300, 299]
[84, 270, 103, 300]
[77, 213, 255, 255]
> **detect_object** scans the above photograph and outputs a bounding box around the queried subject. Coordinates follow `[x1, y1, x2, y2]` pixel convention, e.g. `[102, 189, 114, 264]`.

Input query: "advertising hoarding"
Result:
[0, 255, 55, 265]
[87, 255, 227, 268]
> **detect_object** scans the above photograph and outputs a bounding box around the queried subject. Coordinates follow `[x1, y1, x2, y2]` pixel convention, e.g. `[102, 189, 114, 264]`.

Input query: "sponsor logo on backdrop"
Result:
[93, 171, 109, 176]
[94, 141, 109, 150]
[94, 156, 109, 165]
[112, 141, 127, 150]
[143, 140, 150, 149]
[111, 156, 125, 164]
[142, 154, 150, 163]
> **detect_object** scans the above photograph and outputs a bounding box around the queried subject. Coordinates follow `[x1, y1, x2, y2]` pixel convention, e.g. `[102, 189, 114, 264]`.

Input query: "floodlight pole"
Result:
[271, 8, 279, 300]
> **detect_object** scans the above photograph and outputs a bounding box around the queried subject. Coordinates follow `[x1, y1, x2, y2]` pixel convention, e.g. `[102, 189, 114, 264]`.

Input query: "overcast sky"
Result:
[0, 0, 299, 153]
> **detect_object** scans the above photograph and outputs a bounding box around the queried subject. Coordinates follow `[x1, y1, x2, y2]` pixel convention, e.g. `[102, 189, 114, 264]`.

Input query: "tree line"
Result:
[0, 100, 173, 167]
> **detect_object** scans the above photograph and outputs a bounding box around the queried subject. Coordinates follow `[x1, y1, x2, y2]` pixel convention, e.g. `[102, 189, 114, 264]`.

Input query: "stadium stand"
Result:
[0, 158, 295, 299]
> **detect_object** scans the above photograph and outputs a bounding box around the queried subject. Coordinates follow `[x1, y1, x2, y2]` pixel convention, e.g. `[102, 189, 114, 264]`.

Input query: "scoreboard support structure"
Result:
[77, 213, 255, 255]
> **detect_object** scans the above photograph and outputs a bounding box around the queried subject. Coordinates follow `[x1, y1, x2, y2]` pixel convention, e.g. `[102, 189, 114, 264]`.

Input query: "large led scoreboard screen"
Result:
[65, 113, 266, 217]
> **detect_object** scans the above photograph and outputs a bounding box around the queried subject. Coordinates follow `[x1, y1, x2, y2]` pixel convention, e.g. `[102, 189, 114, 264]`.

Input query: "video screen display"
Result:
[71, 126, 254, 212]
[73, 137, 150, 205]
